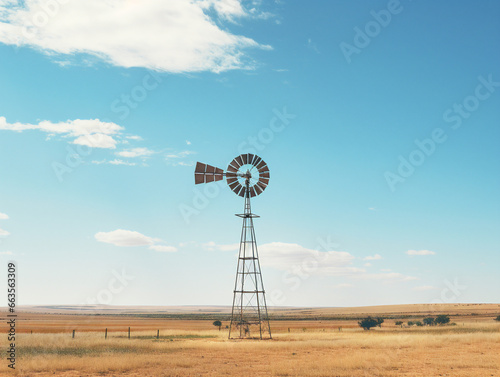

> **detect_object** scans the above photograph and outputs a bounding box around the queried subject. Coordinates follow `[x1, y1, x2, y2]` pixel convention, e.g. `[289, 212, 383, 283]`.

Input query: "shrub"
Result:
[494, 315, 500, 322]
[423, 317, 435, 326]
[358, 317, 379, 330]
[435, 315, 450, 325]
[395, 321, 403, 326]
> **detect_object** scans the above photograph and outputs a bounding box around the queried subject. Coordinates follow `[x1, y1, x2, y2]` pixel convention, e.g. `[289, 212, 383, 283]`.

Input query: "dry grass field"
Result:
[1, 304, 499, 376]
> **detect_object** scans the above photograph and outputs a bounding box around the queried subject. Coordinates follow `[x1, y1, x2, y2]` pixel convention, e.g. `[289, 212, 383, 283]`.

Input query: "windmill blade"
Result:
[194, 162, 225, 185]
[195, 173, 205, 184]
[195, 162, 207, 173]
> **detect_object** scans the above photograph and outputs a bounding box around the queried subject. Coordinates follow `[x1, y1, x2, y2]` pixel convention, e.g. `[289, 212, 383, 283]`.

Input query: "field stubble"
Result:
[1, 322, 499, 377]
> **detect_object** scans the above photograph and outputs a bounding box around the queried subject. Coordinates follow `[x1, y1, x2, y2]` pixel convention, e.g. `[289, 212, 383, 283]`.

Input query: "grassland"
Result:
[1, 304, 499, 376]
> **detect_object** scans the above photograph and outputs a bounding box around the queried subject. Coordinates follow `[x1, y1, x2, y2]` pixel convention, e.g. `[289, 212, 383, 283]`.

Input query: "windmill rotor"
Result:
[194, 153, 270, 197]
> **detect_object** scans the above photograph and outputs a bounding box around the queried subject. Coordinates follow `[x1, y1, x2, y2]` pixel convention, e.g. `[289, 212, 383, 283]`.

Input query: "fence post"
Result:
[105, 328, 108, 339]
[128, 327, 131, 339]
[157, 329, 159, 339]
[72, 330, 75, 339]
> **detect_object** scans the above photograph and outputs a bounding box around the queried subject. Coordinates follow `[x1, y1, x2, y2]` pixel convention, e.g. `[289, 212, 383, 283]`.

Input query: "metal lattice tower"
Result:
[194, 154, 272, 339]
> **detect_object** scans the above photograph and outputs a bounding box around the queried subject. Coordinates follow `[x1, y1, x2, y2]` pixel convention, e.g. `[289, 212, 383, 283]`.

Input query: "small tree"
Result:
[213, 320, 222, 331]
[395, 321, 403, 326]
[376, 317, 384, 328]
[423, 317, 435, 326]
[434, 315, 450, 325]
[415, 321, 423, 327]
[494, 315, 500, 322]
[407, 321, 415, 326]
[358, 317, 379, 330]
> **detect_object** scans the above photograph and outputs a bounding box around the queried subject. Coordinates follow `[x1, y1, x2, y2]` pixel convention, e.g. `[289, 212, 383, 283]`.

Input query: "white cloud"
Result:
[0, 212, 8, 220]
[0, 228, 10, 236]
[0, 116, 123, 149]
[165, 150, 196, 166]
[166, 151, 196, 159]
[126, 135, 143, 141]
[333, 283, 353, 289]
[258, 242, 361, 276]
[363, 254, 382, 261]
[109, 159, 136, 166]
[363, 262, 372, 267]
[0, 0, 271, 73]
[406, 250, 436, 256]
[203, 241, 239, 251]
[95, 229, 177, 253]
[203, 241, 417, 282]
[0, 251, 13, 255]
[95, 229, 154, 247]
[149, 245, 177, 253]
[117, 148, 154, 158]
[73, 134, 118, 149]
[354, 272, 418, 282]
[91, 159, 137, 166]
[413, 285, 436, 291]
[186, 140, 192, 145]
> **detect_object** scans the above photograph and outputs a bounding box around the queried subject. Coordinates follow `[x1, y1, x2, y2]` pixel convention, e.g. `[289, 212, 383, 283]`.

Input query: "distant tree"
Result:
[407, 321, 414, 326]
[395, 321, 403, 326]
[415, 321, 423, 327]
[434, 315, 450, 325]
[376, 318, 384, 328]
[213, 320, 222, 331]
[494, 315, 500, 322]
[423, 317, 435, 326]
[358, 317, 379, 330]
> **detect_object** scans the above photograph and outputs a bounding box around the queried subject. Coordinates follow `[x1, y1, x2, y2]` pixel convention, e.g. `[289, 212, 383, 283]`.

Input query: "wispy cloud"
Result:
[0, 212, 8, 220]
[202, 241, 239, 251]
[413, 285, 436, 291]
[0, 251, 13, 255]
[91, 159, 137, 166]
[116, 148, 154, 158]
[363, 254, 382, 261]
[0, 0, 271, 73]
[165, 150, 196, 166]
[333, 283, 353, 289]
[0, 228, 10, 236]
[406, 250, 436, 256]
[95, 229, 177, 252]
[0, 116, 123, 149]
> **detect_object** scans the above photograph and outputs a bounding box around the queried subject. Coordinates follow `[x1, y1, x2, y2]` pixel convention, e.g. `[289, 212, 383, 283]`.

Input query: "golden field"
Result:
[0, 304, 499, 376]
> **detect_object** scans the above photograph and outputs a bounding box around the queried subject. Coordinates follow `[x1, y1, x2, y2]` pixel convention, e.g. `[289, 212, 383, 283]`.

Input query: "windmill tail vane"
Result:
[194, 153, 272, 339]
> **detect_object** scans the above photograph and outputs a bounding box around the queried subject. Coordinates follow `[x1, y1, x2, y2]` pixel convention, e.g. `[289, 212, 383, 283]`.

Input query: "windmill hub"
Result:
[194, 154, 272, 340]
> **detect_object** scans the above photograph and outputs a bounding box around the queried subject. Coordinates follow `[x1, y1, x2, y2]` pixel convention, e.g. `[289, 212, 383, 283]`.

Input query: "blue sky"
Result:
[0, 0, 499, 307]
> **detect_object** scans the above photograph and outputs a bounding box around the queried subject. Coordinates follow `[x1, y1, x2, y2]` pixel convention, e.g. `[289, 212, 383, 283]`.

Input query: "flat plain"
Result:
[1, 303, 499, 376]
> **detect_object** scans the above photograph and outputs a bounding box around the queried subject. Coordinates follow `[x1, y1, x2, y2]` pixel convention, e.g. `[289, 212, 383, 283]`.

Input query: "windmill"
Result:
[194, 154, 272, 339]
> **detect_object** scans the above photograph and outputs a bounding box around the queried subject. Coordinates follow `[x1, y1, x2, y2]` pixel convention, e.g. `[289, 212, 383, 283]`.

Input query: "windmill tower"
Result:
[194, 153, 272, 339]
